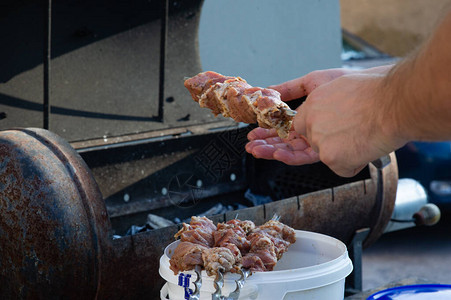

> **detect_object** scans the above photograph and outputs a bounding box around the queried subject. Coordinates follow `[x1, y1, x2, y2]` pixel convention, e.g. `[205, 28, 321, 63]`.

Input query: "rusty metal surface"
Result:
[263, 182, 375, 244]
[0, 128, 111, 299]
[364, 152, 398, 247]
[99, 224, 180, 299]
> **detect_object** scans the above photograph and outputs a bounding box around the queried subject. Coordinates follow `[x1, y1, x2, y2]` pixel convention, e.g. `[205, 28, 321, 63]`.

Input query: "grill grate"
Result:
[270, 171, 345, 200]
[248, 159, 370, 201]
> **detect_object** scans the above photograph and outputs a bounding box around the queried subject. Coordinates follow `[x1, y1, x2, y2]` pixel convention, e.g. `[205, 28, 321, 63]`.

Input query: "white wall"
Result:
[199, 0, 342, 87]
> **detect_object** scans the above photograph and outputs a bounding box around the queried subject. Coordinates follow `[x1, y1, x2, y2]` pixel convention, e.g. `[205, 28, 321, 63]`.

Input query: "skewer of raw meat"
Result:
[169, 216, 296, 275]
[184, 71, 297, 138]
[171, 217, 244, 276]
[170, 216, 295, 299]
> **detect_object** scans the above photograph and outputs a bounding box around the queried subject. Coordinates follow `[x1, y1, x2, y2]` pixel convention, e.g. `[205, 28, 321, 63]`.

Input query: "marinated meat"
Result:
[184, 71, 295, 138]
[247, 232, 290, 260]
[174, 216, 217, 247]
[214, 221, 251, 254]
[190, 216, 217, 232]
[169, 242, 207, 274]
[225, 219, 255, 234]
[242, 234, 278, 272]
[184, 71, 234, 104]
[169, 217, 296, 276]
[202, 247, 238, 276]
[249, 220, 296, 259]
[255, 220, 297, 244]
[222, 243, 242, 261]
[240, 253, 266, 273]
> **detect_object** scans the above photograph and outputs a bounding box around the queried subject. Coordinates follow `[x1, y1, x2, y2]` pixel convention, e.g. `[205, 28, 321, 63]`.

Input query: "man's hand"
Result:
[293, 72, 404, 177]
[246, 127, 320, 165]
[245, 65, 399, 177]
[269, 65, 391, 101]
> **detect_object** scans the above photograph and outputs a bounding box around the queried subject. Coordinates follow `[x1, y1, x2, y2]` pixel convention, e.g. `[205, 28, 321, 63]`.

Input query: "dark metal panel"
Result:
[0, 0, 207, 142]
[158, 0, 168, 121]
[43, 0, 51, 129]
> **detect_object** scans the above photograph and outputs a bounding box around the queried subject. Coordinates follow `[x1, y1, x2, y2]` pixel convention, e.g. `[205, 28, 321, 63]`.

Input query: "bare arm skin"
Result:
[246, 10, 451, 177]
[383, 12, 451, 142]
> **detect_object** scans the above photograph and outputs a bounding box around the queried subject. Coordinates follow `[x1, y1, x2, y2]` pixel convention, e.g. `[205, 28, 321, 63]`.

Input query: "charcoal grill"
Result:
[0, 1, 400, 299]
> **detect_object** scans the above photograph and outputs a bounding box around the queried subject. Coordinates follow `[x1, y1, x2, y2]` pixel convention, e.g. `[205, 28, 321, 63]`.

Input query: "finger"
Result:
[293, 103, 307, 138]
[272, 142, 294, 151]
[273, 148, 320, 165]
[247, 127, 278, 141]
[251, 144, 278, 160]
[268, 77, 308, 101]
[264, 136, 284, 145]
[288, 137, 311, 151]
[245, 140, 267, 153]
[286, 130, 305, 140]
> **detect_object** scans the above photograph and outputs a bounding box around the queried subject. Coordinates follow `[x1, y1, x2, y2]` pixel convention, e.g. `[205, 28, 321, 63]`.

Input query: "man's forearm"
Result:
[384, 10, 451, 142]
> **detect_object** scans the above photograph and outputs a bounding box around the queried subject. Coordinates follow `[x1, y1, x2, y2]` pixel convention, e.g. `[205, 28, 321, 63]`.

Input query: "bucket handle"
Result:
[160, 283, 170, 300]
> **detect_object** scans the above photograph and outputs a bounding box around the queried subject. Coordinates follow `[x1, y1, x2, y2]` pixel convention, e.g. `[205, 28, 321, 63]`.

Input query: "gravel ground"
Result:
[362, 211, 451, 290]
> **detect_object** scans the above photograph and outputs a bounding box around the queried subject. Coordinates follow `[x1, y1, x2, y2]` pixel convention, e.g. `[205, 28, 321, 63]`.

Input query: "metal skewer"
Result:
[189, 265, 203, 300]
[285, 109, 297, 117]
[271, 213, 281, 221]
[212, 267, 225, 300]
[226, 268, 251, 300]
[209, 215, 279, 299]
[211, 267, 251, 300]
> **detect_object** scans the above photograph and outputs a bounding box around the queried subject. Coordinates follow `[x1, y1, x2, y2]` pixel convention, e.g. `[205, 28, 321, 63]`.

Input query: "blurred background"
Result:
[341, 0, 451, 57]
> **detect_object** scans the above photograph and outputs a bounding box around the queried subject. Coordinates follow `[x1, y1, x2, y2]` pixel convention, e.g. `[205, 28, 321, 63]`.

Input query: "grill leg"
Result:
[345, 227, 370, 295]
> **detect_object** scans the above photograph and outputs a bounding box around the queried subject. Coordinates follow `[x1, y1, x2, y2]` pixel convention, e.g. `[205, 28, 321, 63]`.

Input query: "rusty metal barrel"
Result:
[0, 128, 112, 299]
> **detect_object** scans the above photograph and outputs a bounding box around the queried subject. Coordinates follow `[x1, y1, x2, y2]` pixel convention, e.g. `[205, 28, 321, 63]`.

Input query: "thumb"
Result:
[293, 103, 307, 138]
[292, 102, 319, 153]
[269, 77, 308, 102]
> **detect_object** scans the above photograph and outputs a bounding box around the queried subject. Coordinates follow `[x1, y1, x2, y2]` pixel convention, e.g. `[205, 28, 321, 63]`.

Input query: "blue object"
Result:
[396, 141, 451, 208]
[367, 284, 451, 300]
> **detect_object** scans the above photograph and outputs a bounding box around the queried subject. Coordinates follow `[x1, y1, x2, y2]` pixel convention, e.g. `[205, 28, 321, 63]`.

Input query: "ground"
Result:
[362, 211, 451, 290]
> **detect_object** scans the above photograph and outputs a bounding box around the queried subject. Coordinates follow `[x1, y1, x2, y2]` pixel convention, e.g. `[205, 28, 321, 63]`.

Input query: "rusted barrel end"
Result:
[0, 128, 111, 299]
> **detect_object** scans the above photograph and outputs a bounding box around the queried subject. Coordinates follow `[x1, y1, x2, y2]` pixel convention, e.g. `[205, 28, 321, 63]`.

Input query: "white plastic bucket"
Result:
[159, 230, 353, 300]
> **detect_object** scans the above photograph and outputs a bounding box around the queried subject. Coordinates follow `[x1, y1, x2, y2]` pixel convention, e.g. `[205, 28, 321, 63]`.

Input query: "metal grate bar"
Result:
[43, 0, 52, 130]
[157, 0, 169, 122]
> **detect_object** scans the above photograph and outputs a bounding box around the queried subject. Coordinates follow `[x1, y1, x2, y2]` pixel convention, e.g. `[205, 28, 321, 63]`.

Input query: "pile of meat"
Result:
[169, 216, 296, 276]
[184, 71, 295, 138]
